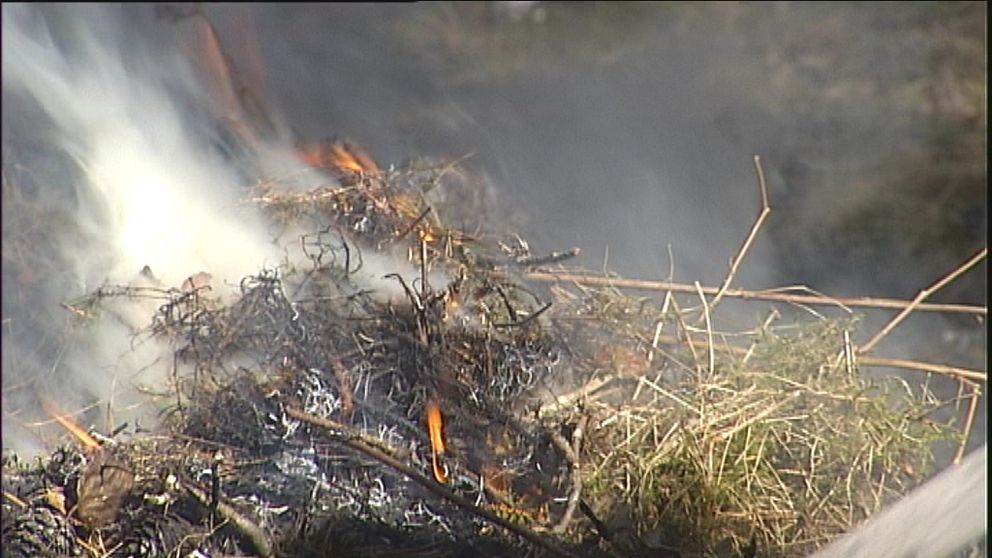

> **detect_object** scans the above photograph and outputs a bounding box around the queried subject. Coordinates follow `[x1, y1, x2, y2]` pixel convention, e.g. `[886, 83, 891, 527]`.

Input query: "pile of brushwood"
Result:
[2, 150, 978, 558]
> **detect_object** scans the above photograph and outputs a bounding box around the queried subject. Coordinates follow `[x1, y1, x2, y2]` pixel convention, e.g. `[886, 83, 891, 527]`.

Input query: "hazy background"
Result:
[203, 2, 991, 461]
[2, 3, 985, 463]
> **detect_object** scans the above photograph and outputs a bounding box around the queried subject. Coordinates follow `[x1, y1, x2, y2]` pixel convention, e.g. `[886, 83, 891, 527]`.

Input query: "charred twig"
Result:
[859, 248, 987, 354]
[384, 273, 423, 312]
[395, 206, 433, 243]
[420, 239, 430, 301]
[514, 248, 582, 268]
[284, 406, 578, 558]
[423, 151, 475, 194]
[552, 414, 588, 534]
[493, 302, 552, 329]
[246, 185, 356, 208]
[548, 430, 578, 465]
[512, 272, 987, 316]
[578, 499, 613, 543]
[181, 477, 274, 558]
[494, 283, 520, 323]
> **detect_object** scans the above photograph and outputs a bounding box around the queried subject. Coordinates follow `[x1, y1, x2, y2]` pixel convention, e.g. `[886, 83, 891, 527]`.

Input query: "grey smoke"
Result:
[2, 3, 984, 464]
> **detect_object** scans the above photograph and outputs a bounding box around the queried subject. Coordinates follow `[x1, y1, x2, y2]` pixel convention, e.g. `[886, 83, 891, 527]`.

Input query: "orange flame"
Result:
[328, 143, 367, 174]
[39, 398, 101, 451]
[298, 140, 381, 175]
[419, 229, 437, 243]
[426, 400, 449, 484]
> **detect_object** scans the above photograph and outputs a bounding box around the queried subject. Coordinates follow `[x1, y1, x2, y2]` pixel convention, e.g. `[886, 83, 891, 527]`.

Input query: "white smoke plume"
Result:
[3, 4, 277, 289]
[2, 4, 357, 455]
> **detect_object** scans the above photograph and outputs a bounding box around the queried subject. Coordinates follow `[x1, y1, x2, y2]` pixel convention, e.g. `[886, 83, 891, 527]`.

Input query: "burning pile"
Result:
[2, 139, 980, 558]
[2, 5, 984, 558]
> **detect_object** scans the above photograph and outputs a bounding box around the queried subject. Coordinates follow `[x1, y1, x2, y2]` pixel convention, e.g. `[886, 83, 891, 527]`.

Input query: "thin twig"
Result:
[181, 478, 274, 558]
[710, 155, 771, 312]
[647, 333, 987, 383]
[859, 248, 986, 354]
[857, 356, 986, 383]
[511, 271, 986, 316]
[3, 490, 28, 509]
[953, 384, 981, 465]
[578, 499, 614, 543]
[694, 281, 715, 379]
[394, 206, 433, 242]
[539, 376, 612, 418]
[420, 239, 430, 301]
[514, 248, 582, 268]
[284, 406, 578, 558]
[553, 415, 588, 534]
[493, 302, 552, 329]
[494, 283, 520, 322]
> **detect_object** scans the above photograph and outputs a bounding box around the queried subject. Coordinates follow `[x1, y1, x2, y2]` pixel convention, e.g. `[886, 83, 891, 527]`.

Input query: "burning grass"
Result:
[2, 147, 985, 558]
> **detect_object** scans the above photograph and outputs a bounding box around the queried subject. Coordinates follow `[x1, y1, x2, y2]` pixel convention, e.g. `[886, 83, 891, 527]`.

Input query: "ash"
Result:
[3, 158, 587, 557]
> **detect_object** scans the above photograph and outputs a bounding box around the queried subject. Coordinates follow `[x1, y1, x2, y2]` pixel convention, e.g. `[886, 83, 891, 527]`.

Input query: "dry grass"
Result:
[543, 290, 960, 557]
[1, 147, 981, 558]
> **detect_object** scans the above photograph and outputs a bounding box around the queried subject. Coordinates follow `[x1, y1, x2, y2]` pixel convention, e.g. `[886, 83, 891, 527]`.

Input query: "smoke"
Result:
[2, 4, 984, 459]
[0, 4, 456, 456]
[1, 4, 291, 455]
[224, 3, 985, 457]
[3, 4, 277, 289]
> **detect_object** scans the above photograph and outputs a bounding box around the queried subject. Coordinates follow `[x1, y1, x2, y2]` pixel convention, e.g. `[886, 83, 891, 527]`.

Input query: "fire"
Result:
[426, 400, 449, 484]
[328, 142, 371, 174]
[299, 140, 381, 175]
[39, 398, 101, 451]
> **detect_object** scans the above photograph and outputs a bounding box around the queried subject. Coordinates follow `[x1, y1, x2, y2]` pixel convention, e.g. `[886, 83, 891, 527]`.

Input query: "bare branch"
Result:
[859, 248, 987, 354]
[953, 384, 981, 465]
[710, 155, 772, 312]
[511, 271, 986, 316]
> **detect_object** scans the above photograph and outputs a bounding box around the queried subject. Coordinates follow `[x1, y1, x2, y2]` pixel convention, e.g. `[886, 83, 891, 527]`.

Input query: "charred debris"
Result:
[2, 140, 981, 558]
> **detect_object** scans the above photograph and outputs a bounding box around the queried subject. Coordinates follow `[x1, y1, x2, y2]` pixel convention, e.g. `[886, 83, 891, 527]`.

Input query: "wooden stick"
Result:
[710, 155, 772, 311]
[695, 281, 715, 378]
[511, 272, 985, 316]
[859, 248, 987, 354]
[182, 478, 274, 557]
[3, 490, 28, 509]
[857, 356, 986, 384]
[953, 384, 981, 465]
[552, 415, 588, 534]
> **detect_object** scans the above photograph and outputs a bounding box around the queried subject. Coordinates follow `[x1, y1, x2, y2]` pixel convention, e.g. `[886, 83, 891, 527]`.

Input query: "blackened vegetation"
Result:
[1, 154, 966, 558]
[2, 157, 584, 557]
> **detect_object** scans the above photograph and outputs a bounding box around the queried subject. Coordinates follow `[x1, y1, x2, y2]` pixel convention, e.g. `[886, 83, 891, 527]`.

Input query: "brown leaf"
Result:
[74, 452, 135, 529]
